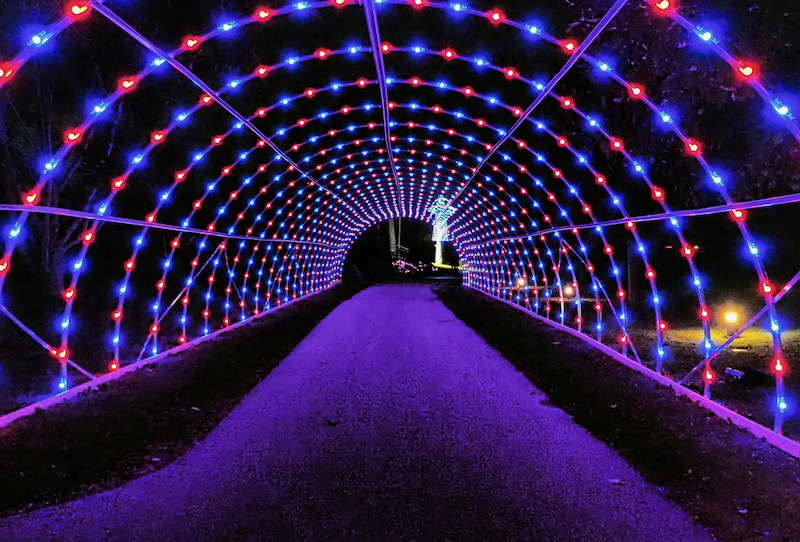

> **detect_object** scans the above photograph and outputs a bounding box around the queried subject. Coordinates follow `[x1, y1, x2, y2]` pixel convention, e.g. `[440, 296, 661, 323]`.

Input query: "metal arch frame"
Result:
[0, 205, 337, 248]
[362, 0, 405, 217]
[91, 1, 368, 225]
[445, 0, 631, 207]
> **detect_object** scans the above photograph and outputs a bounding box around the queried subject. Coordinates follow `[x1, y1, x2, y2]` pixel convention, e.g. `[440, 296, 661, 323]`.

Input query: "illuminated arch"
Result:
[0, 0, 798, 441]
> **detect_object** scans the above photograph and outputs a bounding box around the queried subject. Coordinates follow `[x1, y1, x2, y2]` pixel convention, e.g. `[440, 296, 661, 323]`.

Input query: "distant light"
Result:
[724, 311, 739, 324]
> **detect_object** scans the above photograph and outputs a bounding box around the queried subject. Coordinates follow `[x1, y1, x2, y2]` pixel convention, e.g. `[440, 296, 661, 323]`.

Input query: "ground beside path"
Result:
[0, 284, 709, 541]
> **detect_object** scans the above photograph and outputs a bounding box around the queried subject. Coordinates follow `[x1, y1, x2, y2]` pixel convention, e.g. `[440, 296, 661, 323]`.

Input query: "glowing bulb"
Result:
[64, 128, 84, 145]
[628, 84, 645, 98]
[67, 2, 91, 19]
[23, 190, 39, 205]
[562, 40, 578, 53]
[118, 76, 138, 92]
[686, 139, 702, 155]
[488, 9, 505, 23]
[183, 36, 201, 50]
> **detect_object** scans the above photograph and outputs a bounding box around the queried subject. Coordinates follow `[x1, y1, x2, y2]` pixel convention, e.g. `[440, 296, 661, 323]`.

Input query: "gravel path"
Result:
[0, 284, 710, 541]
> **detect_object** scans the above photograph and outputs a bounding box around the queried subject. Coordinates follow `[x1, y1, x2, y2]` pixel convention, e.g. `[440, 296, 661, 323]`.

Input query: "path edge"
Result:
[0, 288, 331, 431]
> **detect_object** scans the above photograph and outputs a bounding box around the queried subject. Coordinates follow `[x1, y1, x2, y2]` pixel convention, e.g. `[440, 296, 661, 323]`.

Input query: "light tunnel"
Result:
[1, 0, 799, 440]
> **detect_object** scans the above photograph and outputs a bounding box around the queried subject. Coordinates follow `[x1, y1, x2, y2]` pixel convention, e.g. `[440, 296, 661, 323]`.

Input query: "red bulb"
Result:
[610, 137, 625, 151]
[561, 40, 578, 54]
[487, 9, 505, 23]
[111, 176, 127, 191]
[183, 36, 202, 50]
[652, 186, 665, 202]
[652, 0, 677, 14]
[64, 128, 84, 145]
[151, 130, 166, 144]
[685, 139, 702, 156]
[560, 97, 575, 108]
[23, 190, 39, 206]
[66, 1, 91, 20]
[0, 62, 16, 86]
[254, 7, 271, 21]
[315, 48, 330, 60]
[731, 209, 746, 221]
[442, 48, 457, 60]
[628, 84, 645, 99]
[117, 76, 139, 93]
[736, 61, 759, 80]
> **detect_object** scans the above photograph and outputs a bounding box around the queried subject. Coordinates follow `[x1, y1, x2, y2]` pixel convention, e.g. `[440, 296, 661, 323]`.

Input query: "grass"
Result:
[617, 325, 800, 439]
[436, 284, 800, 542]
[0, 283, 361, 517]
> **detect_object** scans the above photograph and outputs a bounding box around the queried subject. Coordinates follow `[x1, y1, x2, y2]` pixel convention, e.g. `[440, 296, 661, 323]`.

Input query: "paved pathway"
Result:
[0, 284, 709, 541]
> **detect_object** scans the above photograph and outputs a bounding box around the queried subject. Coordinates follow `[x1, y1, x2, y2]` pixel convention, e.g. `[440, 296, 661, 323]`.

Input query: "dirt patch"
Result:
[0, 284, 360, 518]
[437, 285, 800, 542]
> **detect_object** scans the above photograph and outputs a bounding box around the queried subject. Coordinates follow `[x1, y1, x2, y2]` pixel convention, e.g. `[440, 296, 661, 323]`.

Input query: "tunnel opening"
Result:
[343, 218, 461, 283]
